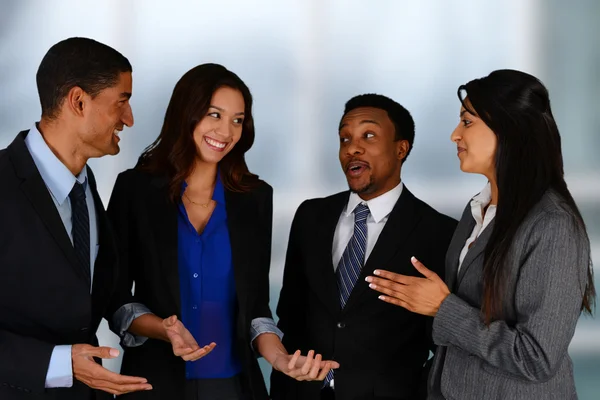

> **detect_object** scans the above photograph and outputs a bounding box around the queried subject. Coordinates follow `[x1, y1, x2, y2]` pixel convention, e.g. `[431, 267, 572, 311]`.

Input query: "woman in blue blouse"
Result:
[107, 64, 337, 399]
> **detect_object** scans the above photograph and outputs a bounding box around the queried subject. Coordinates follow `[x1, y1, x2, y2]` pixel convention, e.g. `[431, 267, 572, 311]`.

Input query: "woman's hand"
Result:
[366, 257, 450, 316]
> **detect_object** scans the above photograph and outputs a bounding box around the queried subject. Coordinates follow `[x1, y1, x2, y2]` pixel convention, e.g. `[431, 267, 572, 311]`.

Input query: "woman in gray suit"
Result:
[365, 69, 596, 399]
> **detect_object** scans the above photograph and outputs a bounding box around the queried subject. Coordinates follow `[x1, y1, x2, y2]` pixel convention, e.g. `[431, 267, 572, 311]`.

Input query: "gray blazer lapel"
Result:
[445, 204, 475, 291]
[456, 219, 495, 288]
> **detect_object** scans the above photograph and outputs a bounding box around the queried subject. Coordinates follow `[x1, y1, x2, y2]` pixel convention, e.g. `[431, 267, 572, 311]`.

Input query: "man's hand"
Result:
[163, 315, 216, 361]
[366, 256, 450, 316]
[72, 344, 152, 395]
[273, 350, 340, 381]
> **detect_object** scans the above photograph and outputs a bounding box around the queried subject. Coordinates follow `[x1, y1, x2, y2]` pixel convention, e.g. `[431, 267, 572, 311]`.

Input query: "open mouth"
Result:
[204, 136, 228, 152]
[113, 129, 121, 142]
[346, 161, 369, 177]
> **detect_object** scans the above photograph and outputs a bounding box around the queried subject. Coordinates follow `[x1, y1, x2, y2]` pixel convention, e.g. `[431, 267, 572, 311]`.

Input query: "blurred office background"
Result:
[1, 0, 598, 397]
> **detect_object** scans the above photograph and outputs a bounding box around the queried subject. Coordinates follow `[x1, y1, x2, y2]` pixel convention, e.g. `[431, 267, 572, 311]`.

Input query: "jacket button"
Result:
[336, 322, 345, 329]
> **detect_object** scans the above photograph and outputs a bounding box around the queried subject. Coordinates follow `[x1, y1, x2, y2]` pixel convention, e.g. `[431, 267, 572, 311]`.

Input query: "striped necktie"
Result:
[336, 203, 370, 308]
[324, 203, 370, 388]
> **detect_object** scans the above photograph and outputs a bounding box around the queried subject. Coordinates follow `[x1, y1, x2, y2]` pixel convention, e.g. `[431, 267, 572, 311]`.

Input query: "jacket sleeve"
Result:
[104, 172, 152, 347]
[420, 215, 457, 397]
[275, 200, 310, 352]
[251, 183, 275, 321]
[0, 181, 56, 393]
[0, 328, 55, 394]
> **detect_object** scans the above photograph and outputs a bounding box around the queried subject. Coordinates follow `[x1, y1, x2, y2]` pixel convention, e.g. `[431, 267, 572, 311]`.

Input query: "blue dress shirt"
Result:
[24, 123, 98, 388]
[178, 174, 242, 379]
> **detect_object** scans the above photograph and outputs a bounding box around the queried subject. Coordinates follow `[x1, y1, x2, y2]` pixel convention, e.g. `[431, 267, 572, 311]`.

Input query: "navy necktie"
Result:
[336, 203, 370, 308]
[69, 181, 91, 287]
[325, 203, 370, 387]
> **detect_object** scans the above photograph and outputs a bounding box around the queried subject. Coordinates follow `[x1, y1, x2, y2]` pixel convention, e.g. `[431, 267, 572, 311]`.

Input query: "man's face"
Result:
[338, 107, 408, 200]
[81, 71, 133, 157]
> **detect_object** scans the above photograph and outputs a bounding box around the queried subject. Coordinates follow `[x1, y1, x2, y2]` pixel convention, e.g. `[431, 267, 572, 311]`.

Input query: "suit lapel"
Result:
[455, 219, 494, 289]
[88, 170, 117, 317]
[9, 131, 88, 286]
[445, 205, 476, 291]
[305, 193, 348, 317]
[148, 176, 254, 316]
[224, 189, 252, 308]
[150, 176, 181, 312]
[343, 187, 421, 311]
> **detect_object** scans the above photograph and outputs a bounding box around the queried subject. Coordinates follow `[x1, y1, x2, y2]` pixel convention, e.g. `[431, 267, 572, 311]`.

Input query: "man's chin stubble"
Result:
[348, 178, 375, 195]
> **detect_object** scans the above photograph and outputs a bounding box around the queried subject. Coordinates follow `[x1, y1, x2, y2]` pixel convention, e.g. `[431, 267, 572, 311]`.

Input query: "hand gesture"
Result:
[273, 350, 340, 381]
[366, 256, 450, 316]
[163, 315, 216, 361]
[72, 344, 152, 395]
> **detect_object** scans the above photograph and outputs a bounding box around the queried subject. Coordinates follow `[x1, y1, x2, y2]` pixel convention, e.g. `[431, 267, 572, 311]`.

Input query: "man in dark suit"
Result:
[0, 37, 153, 399]
[271, 94, 458, 400]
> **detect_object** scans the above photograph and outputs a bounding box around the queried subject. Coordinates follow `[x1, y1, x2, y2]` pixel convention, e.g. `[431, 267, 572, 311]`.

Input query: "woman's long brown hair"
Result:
[136, 63, 259, 201]
[459, 69, 595, 324]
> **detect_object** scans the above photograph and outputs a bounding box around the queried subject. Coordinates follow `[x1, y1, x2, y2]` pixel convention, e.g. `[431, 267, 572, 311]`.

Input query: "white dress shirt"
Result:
[25, 123, 99, 389]
[332, 182, 404, 270]
[458, 182, 496, 272]
[329, 182, 403, 388]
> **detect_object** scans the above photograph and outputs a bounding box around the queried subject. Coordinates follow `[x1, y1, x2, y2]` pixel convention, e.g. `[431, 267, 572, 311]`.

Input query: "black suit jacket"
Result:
[106, 169, 274, 400]
[0, 131, 119, 400]
[271, 187, 457, 400]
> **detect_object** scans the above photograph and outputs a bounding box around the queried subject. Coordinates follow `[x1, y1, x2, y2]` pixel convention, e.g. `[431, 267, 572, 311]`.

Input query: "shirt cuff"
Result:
[45, 345, 73, 388]
[110, 302, 153, 348]
[250, 317, 284, 348]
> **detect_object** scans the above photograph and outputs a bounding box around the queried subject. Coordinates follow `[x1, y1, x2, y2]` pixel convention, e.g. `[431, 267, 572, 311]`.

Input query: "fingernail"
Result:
[146, 386, 153, 390]
[378, 295, 385, 300]
[374, 270, 381, 276]
[109, 348, 119, 357]
[369, 283, 376, 289]
[365, 277, 372, 282]
[411, 256, 417, 262]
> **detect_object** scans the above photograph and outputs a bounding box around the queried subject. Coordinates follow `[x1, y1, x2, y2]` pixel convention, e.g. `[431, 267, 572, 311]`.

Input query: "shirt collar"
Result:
[344, 181, 404, 223]
[24, 123, 88, 205]
[471, 182, 493, 207]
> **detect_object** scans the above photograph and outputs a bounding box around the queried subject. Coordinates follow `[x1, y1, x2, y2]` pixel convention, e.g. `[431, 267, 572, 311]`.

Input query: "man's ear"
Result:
[397, 139, 409, 161]
[65, 86, 87, 117]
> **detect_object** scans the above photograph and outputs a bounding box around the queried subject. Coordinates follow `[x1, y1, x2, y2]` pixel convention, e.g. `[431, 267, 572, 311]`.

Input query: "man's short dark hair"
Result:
[343, 93, 415, 162]
[36, 37, 132, 119]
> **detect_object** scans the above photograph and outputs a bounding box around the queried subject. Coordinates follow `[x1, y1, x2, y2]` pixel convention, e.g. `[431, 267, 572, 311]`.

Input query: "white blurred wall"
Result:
[1, 0, 598, 396]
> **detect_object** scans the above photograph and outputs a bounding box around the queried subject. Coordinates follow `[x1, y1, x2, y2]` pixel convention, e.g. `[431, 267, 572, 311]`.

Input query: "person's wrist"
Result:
[71, 344, 83, 360]
[162, 331, 169, 343]
[160, 318, 172, 343]
[268, 346, 288, 370]
[271, 353, 284, 371]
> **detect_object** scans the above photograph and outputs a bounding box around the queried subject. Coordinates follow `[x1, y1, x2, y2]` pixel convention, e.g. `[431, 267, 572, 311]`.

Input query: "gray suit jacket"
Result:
[428, 189, 589, 400]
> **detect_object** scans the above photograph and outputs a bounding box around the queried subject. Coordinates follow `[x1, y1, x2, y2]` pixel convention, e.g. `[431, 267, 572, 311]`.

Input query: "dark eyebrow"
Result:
[209, 105, 245, 116]
[339, 119, 381, 131]
[120, 92, 132, 99]
[460, 109, 473, 118]
[360, 119, 380, 126]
